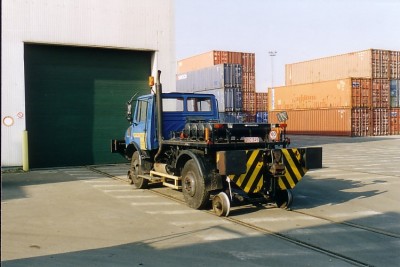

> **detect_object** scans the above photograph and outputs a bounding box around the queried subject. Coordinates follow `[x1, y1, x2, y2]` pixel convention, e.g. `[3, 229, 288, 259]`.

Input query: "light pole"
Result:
[268, 51, 277, 90]
[269, 51, 277, 110]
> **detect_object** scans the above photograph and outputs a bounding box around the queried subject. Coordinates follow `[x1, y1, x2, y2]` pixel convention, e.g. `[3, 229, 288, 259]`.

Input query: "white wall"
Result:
[1, 0, 176, 167]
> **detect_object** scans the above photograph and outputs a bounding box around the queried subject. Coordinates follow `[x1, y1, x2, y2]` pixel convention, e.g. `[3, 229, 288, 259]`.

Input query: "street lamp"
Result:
[269, 51, 277, 110]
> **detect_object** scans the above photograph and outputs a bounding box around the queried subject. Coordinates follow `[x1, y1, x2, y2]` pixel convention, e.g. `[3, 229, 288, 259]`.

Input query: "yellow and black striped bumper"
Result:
[228, 149, 308, 193]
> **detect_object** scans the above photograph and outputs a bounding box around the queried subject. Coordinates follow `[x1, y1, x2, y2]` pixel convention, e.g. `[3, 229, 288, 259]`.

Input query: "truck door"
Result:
[132, 98, 149, 150]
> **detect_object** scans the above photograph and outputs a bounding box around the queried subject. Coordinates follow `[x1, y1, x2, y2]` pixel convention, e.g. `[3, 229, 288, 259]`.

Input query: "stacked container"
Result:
[177, 50, 258, 122]
[275, 49, 399, 136]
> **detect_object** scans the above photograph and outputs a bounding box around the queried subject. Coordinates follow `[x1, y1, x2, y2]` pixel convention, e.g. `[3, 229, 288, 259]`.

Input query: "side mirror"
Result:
[126, 102, 133, 122]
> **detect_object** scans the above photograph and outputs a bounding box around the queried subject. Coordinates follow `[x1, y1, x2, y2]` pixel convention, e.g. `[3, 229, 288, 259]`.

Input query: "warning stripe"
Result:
[229, 148, 308, 192]
[230, 150, 263, 193]
[278, 149, 307, 190]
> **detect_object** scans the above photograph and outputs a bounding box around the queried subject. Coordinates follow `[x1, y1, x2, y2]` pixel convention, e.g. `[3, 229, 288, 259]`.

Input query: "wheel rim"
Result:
[183, 173, 196, 197]
[212, 192, 230, 217]
[130, 152, 148, 189]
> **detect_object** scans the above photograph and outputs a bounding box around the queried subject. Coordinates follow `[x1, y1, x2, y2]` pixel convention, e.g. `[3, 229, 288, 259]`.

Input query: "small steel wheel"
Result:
[212, 192, 231, 217]
[276, 189, 293, 209]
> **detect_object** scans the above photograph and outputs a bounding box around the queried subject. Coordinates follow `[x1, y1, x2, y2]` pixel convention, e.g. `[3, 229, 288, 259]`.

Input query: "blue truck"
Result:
[112, 71, 322, 216]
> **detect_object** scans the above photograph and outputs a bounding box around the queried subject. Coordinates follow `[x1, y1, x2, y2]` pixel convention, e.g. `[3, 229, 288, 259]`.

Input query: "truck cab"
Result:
[123, 92, 219, 155]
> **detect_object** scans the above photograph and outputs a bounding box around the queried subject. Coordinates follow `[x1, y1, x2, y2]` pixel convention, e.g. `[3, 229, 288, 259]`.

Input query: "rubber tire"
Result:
[181, 159, 210, 209]
[130, 151, 148, 189]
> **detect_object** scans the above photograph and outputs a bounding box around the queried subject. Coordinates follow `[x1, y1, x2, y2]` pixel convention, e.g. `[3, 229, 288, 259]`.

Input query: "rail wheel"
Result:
[212, 192, 231, 217]
[181, 159, 210, 209]
[275, 189, 293, 209]
[129, 151, 148, 189]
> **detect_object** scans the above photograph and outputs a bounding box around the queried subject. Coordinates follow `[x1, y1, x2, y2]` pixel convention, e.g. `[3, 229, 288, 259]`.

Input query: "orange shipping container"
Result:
[268, 78, 371, 111]
[177, 50, 256, 74]
[285, 49, 393, 85]
[269, 108, 372, 137]
[390, 108, 400, 135]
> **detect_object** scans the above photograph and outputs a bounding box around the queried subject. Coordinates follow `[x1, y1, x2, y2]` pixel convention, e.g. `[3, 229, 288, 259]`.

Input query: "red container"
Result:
[389, 107, 400, 135]
[256, 92, 268, 111]
[352, 78, 372, 108]
[351, 108, 371, 137]
[242, 53, 255, 73]
[372, 108, 389, 136]
[242, 92, 256, 113]
[372, 79, 390, 108]
[390, 51, 400, 79]
[242, 72, 256, 92]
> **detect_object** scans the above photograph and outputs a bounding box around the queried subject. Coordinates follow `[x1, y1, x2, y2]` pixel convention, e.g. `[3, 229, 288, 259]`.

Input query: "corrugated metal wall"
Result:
[1, 0, 175, 167]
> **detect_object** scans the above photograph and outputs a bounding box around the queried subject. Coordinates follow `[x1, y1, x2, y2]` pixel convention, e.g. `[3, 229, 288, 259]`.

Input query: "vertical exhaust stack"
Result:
[154, 70, 163, 161]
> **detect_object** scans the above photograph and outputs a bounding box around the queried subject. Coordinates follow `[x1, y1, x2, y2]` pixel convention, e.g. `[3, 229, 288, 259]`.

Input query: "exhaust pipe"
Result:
[154, 70, 163, 162]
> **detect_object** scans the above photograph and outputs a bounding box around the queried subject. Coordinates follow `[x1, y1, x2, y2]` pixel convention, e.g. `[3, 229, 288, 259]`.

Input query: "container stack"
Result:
[269, 49, 400, 136]
[177, 50, 261, 122]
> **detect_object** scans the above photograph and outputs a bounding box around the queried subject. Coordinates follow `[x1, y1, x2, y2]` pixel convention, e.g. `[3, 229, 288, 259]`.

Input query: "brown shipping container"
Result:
[242, 53, 255, 73]
[242, 72, 256, 92]
[390, 51, 400, 79]
[351, 108, 371, 137]
[269, 108, 353, 136]
[285, 49, 393, 85]
[268, 78, 371, 111]
[390, 107, 400, 135]
[372, 108, 389, 136]
[256, 92, 268, 111]
[242, 92, 256, 113]
[372, 79, 390, 108]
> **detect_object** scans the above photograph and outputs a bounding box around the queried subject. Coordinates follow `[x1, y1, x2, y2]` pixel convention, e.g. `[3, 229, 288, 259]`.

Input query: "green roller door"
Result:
[24, 44, 151, 168]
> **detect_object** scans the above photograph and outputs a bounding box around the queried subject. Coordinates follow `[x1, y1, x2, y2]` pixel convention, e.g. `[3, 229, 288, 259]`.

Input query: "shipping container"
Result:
[351, 108, 371, 137]
[285, 49, 395, 85]
[176, 64, 242, 92]
[390, 51, 400, 79]
[390, 80, 400, 107]
[255, 111, 268, 123]
[268, 78, 373, 111]
[371, 79, 390, 108]
[389, 108, 400, 135]
[268, 108, 375, 136]
[242, 53, 255, 73]
[233, 87, 243, 111]
[177, 50, 255, 74]
[256, 92, 268, 111]
[372, 108, 389, 136]
[242, 72, 256, 92]
[193, 87, 238, 112]
[242, 91, 256, 113]
[269, 108, 353, 136]
[219, 112, 245, 123]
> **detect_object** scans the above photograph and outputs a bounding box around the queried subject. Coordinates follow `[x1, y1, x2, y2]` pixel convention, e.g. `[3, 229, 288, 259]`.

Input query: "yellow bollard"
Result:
[22, 130, 29, 171]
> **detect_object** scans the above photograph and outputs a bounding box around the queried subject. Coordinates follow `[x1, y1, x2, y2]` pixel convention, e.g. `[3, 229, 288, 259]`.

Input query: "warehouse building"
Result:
[1, 0, 175, 168]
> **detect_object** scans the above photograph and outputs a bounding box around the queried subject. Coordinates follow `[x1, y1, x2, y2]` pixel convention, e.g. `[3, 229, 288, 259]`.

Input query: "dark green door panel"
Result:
[24, 44, 151, 168]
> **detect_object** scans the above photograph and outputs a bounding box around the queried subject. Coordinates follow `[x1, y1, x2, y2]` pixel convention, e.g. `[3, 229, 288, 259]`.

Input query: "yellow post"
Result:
[22, 130, 29, 171]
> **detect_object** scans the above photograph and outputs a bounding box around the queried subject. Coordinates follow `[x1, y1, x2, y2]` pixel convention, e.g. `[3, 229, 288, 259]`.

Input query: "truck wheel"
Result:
[129, 151, 148, 189]
[181, 159, 210, 209]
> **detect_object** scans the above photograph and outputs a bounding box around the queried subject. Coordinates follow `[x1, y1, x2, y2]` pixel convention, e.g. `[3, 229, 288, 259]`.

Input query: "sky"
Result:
[175, 0, 400, 92]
